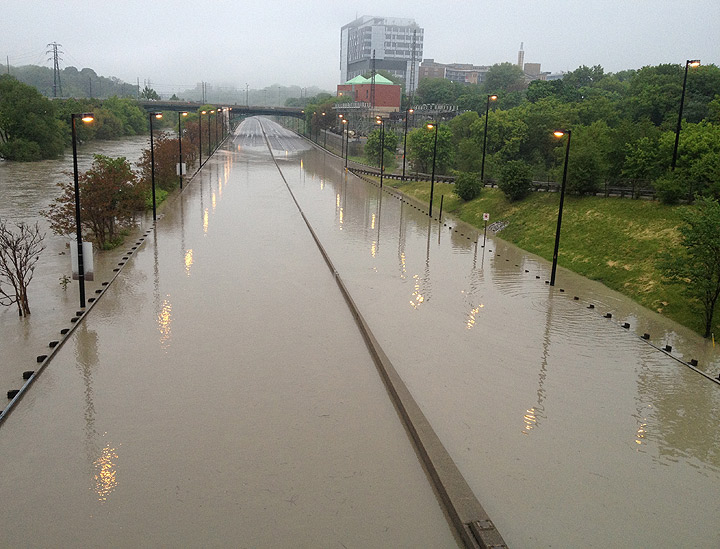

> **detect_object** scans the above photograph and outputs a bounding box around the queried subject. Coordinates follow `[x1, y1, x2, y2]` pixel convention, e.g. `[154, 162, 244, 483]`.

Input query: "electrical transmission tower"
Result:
[46, 42, 63, 97]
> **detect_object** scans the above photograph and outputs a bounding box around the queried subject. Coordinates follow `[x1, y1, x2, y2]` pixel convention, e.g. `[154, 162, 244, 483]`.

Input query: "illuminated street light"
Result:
[342, 118, 348, 163]
[672, 59, 701, 170]
[148, 111, 163, 221]
[481, 94, 498, 184]
[550, 129, 572, 286]
[71, 112, 94, 308]
[427, 122, 439, 217]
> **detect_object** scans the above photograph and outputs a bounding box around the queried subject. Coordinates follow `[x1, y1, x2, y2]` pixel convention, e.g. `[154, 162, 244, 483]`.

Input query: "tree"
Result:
[483, 62, 526, 93]
[137, 132, 191, 192]
[498, 160, 533, 201]
[661, 197, 720, 337]
[407, 124, 454, 174]
[0, 75, 64, 160]
[365, 128, 399, 169]
[0, 218, 45, 316]
[140, 86, 160, 100]
[415, 78, 458, 104]
[453, 172, 483, 201]
[42, 155, 146, 249]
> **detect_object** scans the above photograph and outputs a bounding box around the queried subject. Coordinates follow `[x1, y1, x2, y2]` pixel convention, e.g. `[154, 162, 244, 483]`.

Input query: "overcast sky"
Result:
[3, 0, 718, 94]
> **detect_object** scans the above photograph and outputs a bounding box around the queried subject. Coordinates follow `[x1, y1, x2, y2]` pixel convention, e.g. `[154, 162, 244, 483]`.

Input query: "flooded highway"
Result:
[1, 117, 719, 547]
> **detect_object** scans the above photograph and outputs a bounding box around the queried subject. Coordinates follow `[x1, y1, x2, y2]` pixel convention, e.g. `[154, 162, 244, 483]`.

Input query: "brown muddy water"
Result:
[1, 118, 719, 547]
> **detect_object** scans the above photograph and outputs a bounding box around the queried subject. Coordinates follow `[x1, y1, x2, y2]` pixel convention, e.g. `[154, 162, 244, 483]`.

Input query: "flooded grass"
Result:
[386, 177, 701, 335]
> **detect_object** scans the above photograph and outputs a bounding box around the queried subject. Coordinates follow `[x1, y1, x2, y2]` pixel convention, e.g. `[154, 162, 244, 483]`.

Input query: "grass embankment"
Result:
[383, 177, 698, 334]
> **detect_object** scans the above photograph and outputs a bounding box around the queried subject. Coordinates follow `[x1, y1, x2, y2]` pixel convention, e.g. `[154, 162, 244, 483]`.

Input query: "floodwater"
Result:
[1, 117, 720, 547]
[0, 135, 153, 393]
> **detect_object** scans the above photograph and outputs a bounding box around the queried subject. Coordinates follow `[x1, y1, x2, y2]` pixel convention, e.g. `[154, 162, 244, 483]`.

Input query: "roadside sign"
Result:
[483, 213, 490, 221]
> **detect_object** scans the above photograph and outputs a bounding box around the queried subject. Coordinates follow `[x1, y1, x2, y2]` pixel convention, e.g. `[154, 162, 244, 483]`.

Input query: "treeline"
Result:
[1, 63, 137, 99]
[411, 63, 720, 204]
[0, 75, 150, 161]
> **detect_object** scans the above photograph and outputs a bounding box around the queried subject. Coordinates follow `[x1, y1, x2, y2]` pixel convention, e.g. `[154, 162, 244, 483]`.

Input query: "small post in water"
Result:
[438, 195, 444, 222]
[482, 212, 490, 247]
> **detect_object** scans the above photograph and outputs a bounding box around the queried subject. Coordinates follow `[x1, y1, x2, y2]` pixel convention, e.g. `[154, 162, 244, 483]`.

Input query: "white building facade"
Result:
[340, 16, 424, 93]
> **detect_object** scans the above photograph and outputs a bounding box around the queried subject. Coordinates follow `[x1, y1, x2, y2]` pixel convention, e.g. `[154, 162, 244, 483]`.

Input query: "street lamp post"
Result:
[178, 111, 188, 189]
[148, 111, 163, 221]
[214, 108, 220, 152]
[672, 59, 701, 170]
[402, 107, 414, 181]
[342, 119, 349, 170]
[481, 94, 498, 184]
[376, 117, 385, 188]
[71, 112, 94, 308]
[199, 110, 205, 167]
[427, 122, 439, 217]
[550, 129, 572, 287]
[208, 110, 214, 156]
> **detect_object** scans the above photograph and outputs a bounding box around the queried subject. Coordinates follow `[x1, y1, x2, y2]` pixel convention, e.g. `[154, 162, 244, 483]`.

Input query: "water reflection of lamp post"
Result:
[71, 112, 94, 308]
[376, 116, 385, 188]
[148, 111, 163, 221]
[550, 129, 572, 287]
[178, 111, 188, 189]
[481, 94, 498, 184]
[672, 59, 700, 170]
[427, 121, 439, 217]
[402, 107, 414, 181]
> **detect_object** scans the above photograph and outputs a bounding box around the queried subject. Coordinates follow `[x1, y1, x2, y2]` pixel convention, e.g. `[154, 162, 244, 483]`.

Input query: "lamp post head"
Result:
[342, 119, 348, 125]
[427, 123, 435, 130]
[80, 113, 94, 123]
[201, 110, 207, 115]
[688, 59, 701, 67]
[488, 94, 498, 101]
[553, 130, 570, 139]
[181, 111, 188, 117]
[408, 108, 414, 114]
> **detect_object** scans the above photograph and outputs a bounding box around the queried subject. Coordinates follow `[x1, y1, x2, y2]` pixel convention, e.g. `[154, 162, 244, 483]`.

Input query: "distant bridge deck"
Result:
[136, 100, 304, 118]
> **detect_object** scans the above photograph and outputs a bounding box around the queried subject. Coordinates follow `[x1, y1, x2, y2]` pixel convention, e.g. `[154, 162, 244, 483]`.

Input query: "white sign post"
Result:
[482, 213, 490, 247]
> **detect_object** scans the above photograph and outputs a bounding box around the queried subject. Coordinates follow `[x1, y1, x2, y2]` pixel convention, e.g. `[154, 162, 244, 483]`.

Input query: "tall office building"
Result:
[340, 16, 424, 93]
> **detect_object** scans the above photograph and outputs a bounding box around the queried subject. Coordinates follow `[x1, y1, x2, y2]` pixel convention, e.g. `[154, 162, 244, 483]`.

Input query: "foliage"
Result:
[0, 75, 65, 160]
[365, 127, 399, 168]
[42, 155, 146, 248]
[498, 160, 533, 201]
[661, 197, 720, 337]
[483, 62, 526, 93]
[407, 124, 454, 174]
[453, 172, 483, 201]
[139, 86, 160, 100]
[0, 218, 45, 316]
[137, 132, 194, 192]
[3, 64, 137, 99]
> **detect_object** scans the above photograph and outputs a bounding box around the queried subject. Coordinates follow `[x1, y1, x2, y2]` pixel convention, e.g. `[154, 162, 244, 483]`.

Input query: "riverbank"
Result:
[377, 176, 701, 336]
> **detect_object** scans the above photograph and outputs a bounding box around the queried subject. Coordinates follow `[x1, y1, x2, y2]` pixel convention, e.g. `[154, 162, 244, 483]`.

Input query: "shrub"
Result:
[498, 160, 533, 201]
[453, 172, 483, 201]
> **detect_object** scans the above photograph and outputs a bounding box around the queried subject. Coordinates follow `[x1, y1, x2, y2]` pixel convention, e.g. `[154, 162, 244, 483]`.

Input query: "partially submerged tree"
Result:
[661, 197, 720, 337]
[42, 155, 146, 249]
[0, 218, 45, 316]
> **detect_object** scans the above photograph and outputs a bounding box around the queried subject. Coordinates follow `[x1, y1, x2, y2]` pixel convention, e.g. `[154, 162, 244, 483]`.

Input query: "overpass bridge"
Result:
[136, 100, 304, 119]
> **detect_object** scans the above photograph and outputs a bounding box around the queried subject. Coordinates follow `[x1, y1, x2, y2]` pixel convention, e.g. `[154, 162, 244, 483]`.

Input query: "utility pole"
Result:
[46, 42, 63, 98]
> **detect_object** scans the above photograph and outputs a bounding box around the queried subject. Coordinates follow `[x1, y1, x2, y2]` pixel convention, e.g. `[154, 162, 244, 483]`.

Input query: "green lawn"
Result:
[381, 177, 701, 335]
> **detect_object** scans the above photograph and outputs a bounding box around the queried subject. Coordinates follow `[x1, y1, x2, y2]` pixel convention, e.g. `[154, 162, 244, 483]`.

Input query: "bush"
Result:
[453, 172, 483, 201]
[498, 160, 533, 201]
[655, 171, 689, 204]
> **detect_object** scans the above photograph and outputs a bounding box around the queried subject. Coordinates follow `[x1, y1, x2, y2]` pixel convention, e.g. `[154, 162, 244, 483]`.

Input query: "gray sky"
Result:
[3, 0, 718, 94]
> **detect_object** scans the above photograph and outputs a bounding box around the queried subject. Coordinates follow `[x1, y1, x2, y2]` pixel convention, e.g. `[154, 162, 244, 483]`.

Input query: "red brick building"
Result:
[337, 74, 402, 115]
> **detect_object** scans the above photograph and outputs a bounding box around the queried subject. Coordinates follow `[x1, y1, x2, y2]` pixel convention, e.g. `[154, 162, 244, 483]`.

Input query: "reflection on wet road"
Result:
[1, 117, 719, 548]
[259, 118, 720, 547]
